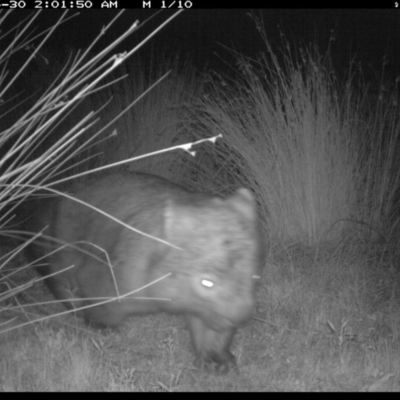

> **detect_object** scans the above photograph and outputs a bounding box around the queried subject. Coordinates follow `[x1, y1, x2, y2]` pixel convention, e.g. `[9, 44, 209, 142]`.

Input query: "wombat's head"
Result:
[161, 188, 264, 331]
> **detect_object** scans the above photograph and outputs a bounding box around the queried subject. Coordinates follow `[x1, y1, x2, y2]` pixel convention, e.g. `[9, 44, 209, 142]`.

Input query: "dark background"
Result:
[10, 9, 400, 86]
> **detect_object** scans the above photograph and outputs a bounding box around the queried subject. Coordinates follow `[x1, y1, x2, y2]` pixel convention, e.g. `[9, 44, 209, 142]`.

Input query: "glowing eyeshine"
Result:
[201, 279, 214, 288]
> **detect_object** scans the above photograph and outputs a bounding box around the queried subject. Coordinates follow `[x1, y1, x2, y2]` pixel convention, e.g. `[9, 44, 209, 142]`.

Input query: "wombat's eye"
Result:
[201, 279, 214, 288]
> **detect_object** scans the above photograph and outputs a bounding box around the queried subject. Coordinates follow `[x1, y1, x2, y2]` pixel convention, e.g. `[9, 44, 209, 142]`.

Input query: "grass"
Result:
[88, 54, 203, 179]
[1, 10, 400, 391]
[2, 240, 399, 391]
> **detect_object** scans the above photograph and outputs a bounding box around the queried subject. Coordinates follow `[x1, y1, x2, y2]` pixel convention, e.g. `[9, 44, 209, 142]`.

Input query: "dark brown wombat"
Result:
[23, 171, 264, 372]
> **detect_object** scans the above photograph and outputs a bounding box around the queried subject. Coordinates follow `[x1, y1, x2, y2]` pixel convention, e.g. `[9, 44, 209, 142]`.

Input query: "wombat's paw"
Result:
[194, 351, 238, 375]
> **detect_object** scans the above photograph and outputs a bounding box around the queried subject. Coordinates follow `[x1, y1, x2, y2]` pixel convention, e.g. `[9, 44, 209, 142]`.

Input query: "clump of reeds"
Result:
[0, 9, 185, 333]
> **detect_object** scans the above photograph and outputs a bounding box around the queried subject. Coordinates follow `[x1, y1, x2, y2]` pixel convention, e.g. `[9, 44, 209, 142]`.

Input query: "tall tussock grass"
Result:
[186, 21, 400, 249]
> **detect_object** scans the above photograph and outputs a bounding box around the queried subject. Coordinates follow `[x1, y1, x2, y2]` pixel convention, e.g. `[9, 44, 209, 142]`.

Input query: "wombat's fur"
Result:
[23, 171, 264, 372]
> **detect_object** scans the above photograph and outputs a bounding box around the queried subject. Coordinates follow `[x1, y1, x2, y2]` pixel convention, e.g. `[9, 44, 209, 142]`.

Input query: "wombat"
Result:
[23, 171, 264, 373]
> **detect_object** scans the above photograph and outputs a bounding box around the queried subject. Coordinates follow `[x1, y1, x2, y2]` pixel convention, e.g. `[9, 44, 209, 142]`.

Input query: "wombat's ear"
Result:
[227, 188, 257, 222]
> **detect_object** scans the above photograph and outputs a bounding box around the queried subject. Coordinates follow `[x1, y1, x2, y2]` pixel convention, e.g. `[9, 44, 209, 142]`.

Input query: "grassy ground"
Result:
[2, 239, 399, 391]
